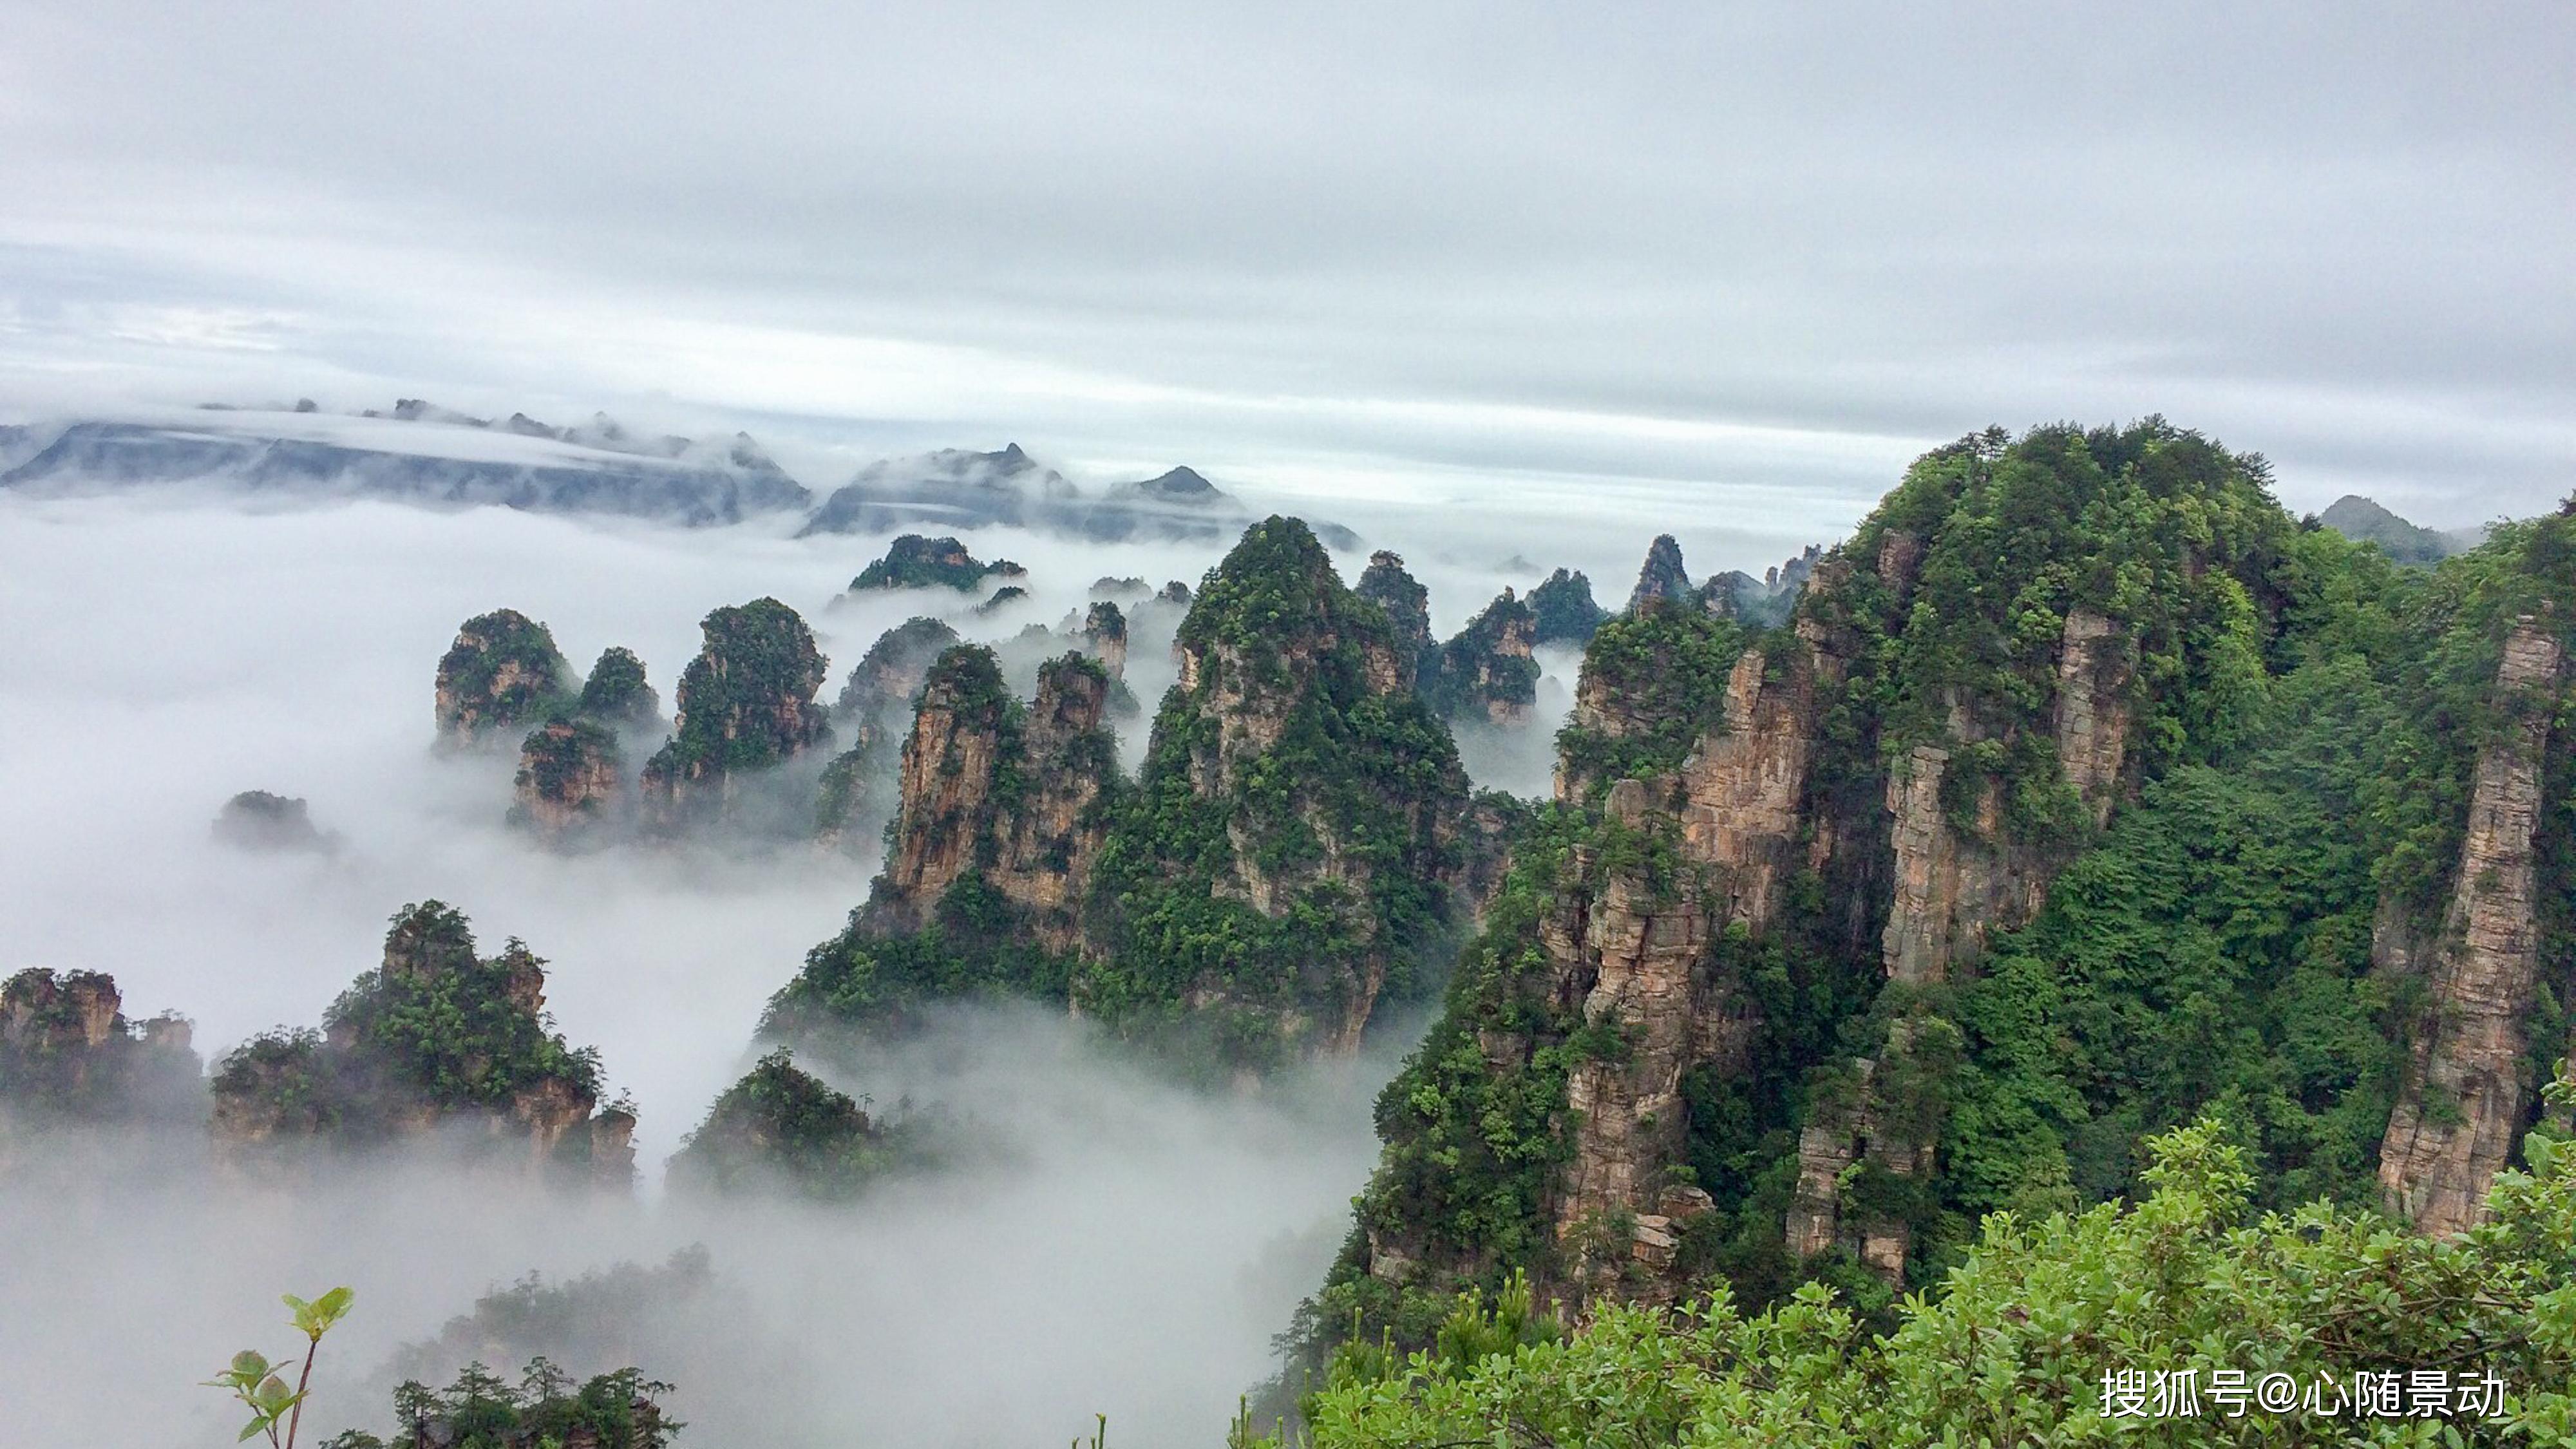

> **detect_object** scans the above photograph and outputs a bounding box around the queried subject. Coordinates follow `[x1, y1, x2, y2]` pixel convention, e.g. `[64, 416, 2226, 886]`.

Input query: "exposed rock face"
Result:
[1676, 647, 1822, 929]
[1356, 550, 1435, 684]
[575, 645, 659, 730]
[639, 598, 833, 830]
[511, 720, 626, 844]
[815, 618, 963, 851]
[1627, 535, 1694, 612]
[2380, 617, 2567, 1234]
[213, 790, 337, 853]
[1880, 609, 2136, 986]
[211, 902, 631, 1182]
[2052, 610, 2135, 826]
[1549, 780, 1754, 1302]
[1, 969, 200, 1121]
[871, 648, 1117, 952]
[434, 610, 571, 748]
[1425, 589, 1540, 726]
[1081, 601, 1130, 679]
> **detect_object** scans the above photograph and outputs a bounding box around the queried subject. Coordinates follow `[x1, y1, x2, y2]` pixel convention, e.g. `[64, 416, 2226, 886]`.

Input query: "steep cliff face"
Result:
[0, 969, 199, 1122]
[1878, 611, 2137, 985]
[1546, 780, 1754, 1302]
[1627, 535, 1694, 611]
[1356, 551, 1435, 685]
[511, 719, 626, 845]
[817, 616, 960, 849]
[1424, 589, 1541, 726]
[1313, 421, 2311, 1353]
[434, 609, 572, 748]
[770, 518, 1468, 1072]
[867, 647, 1116, 952]
[209, 902, 632, 1185]
[1081, 600, 1130, 679]
[639, 598, 833, 831]
[2380, 616, 2567, 1234]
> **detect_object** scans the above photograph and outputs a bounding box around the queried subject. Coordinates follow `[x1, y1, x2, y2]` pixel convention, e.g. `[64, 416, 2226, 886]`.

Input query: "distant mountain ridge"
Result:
[2318, 494, 2481, 565]
[1, 405, 1360, 544]
[799, 446, 1359, 547]
[1, 404, 808, 526]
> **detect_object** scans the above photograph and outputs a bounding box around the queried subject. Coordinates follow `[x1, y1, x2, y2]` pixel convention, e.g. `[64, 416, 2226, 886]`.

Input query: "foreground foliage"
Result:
[1264, 1109, 2576, 1447]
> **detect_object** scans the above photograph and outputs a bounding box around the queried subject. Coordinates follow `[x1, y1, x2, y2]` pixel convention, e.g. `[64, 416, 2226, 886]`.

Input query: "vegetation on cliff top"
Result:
[1525, 566, 1608, 645]
[575, 645, 659, 728]
[435, 609, 574, 742]
[668, 1049, 906, 1199]
[210, 902, 620, 1163]
[1269, 1109, 2576, 1448]
[764, 518, 1470, 1077]
[642, 597, 832, 790]
[1077, 516, 1470, 1070]
[849, 533, 1025, 592]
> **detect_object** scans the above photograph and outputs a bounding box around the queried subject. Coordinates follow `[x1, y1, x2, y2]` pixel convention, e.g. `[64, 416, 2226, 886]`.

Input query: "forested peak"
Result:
[1177, 515, 1388, 659]
[916, 641, 1014, 717]
[849, 533, 1025, 591]
[1527, 567, 1608, 645]
[576, 646, 656, 726]
[450, 608, 558, 658]
[434, 609, 574, 746]
[1627, 534, 1693, 611]
[696, 596, 821, 667]
[1801, 417, 2300, 765]
[379, 900, 478, 981]
[1357, 550, 1428, 612]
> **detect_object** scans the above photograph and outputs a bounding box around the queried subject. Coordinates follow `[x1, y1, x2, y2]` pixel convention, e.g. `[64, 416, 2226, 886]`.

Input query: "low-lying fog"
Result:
[0, 488, 1782, 1444]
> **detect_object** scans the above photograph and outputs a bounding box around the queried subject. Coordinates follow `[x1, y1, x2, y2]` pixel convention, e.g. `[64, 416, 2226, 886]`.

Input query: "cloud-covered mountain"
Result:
[0, 403, 810, 527]
[802, 447, 1360, 548]
[1, 409, 1365, 545]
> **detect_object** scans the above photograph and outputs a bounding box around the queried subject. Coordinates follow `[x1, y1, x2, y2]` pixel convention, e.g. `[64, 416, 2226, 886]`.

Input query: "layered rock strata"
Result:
[2378, 616, 2567, 1234]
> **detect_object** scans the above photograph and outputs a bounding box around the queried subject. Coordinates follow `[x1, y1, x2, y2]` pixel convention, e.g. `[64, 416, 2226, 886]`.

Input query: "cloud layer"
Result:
[3, 3, 2568, 529]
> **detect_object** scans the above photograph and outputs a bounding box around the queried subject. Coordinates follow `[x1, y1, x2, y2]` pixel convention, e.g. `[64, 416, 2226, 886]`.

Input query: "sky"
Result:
[2, 3, 2570, 530]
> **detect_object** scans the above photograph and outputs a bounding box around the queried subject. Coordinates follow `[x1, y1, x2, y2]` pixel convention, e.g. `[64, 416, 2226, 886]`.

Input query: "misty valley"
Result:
[5, 414, 2575, 1447]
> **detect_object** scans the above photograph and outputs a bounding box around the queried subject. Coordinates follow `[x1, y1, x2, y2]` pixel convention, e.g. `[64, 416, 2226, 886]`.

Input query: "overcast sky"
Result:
[1, 1, 2568, 531]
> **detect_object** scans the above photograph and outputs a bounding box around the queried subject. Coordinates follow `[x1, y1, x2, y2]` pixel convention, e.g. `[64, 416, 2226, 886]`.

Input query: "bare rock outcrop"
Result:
[1880, 609, 2136, 985]
[2379, 617, 2567, 1234]
[511, 719, 626, 846]
[1549, 780, 1755, 1302]
[869, 647, 1118, 952]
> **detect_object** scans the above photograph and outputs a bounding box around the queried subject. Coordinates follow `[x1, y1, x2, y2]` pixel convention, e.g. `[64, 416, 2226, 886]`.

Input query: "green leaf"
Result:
[238, 1417, 269, 1443]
